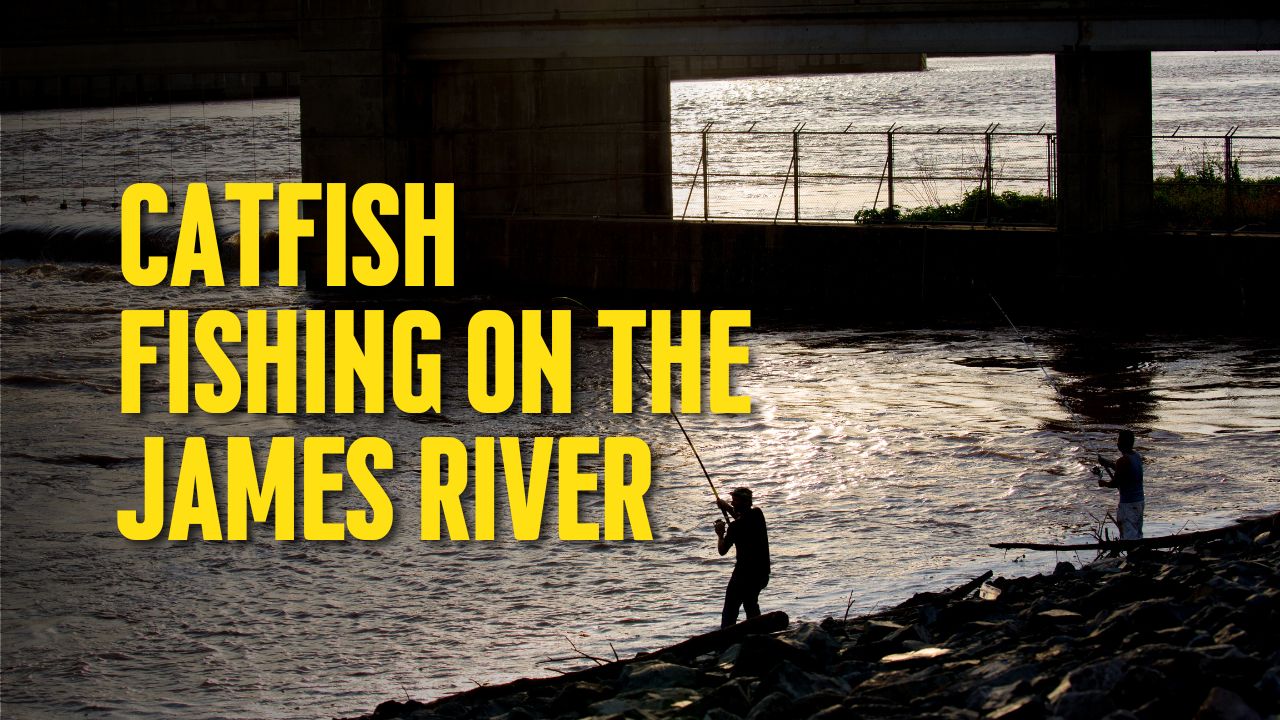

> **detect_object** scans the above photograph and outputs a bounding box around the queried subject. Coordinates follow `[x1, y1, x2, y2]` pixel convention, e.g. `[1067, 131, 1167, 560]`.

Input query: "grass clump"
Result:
[854, 188, 1055, 225]
[853, 157, 1279, 231]
[1152, 157, 1280, 231]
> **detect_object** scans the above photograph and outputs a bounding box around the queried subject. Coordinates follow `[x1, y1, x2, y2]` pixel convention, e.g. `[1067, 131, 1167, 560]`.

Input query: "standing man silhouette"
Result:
[1098, 429, 1145, 539]
[714, 487, 771, 629]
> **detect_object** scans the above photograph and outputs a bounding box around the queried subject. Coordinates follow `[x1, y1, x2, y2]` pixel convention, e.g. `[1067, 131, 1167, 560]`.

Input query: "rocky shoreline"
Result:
[354, 513, 1279, 720]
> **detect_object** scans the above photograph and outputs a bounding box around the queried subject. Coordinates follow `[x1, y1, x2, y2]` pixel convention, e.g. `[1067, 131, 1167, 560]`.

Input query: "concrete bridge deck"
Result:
[406, 1, 1279, 58]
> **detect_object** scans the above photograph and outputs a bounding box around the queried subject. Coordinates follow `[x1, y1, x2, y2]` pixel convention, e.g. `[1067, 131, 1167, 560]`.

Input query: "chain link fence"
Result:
[673, 126, 1060, 224]
[4, 102, 1278, 231]
[1151, 131, 1280, 231]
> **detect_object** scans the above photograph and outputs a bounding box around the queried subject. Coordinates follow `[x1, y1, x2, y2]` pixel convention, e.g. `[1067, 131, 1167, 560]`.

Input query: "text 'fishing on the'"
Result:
[120, 308, 752, 415]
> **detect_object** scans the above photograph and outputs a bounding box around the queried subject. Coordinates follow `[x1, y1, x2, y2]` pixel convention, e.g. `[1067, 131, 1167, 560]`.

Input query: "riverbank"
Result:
[354, 512, 1279, 720]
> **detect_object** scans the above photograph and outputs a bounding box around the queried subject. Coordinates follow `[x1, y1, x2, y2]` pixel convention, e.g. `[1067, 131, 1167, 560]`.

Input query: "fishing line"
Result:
[554, 296, 730, 521]
[988, 293, 1097, 458]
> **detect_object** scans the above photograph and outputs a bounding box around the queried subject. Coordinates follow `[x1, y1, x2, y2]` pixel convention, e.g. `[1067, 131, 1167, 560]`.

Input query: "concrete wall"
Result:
[452, 217, 1280, 325]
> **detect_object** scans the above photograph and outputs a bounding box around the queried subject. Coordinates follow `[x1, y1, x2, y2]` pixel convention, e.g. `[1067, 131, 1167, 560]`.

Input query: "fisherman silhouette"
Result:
[714, 487, 771, 629]
[1096, 429, 1146, 540]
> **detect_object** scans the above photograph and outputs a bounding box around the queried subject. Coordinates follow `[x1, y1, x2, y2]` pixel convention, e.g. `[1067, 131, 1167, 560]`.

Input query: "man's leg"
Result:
[1118, 502, 1144, 540]
[721, 574, 743, 629]
[742, 581, 762, 620]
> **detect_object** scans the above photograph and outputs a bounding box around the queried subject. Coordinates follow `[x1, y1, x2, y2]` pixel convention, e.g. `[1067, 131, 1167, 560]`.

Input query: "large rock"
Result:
[1048, 658, 1126, 702]
[986, 695, 1045, 720]
[622, 661, 699, 691]
[969, 679, 1033, 712]
[1108, 666, 1170, 711]
[1091, 598, 1184, 642]
[790, 623, 842, 664]
[1049, 688, 1117, 718]
[587, 686, 699, 716]
[885, 623, 933, 647]
[744, 691, 794, 720]
[1255, 665, 1280, 705]
[719, 636, 813, 678]
[1194, 687, 1262, 720]
[687, 677, 754, 717]
[829, 659, 876, 688]
[852, 662, 960, 705]
[1197, 643, 1266, 685]
[549, 681, 612, 714]
[808, 703, 859, 720]
[758, 660, 850, 700]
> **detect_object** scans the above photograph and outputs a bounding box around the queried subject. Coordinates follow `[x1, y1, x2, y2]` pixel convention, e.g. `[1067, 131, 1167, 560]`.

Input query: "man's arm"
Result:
[714, 519, 732, 556]
[716, 497, 739, 519]
[1097, 454, 1117, 486]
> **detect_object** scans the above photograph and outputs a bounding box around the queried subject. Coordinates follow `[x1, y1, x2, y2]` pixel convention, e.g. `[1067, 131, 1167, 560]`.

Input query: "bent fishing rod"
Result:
[553, 296, 731, 522]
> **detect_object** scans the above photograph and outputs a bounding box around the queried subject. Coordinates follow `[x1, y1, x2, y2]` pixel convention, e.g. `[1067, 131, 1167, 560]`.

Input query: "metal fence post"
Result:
[792, 125, 801, 222]
[886, 128, 895, 213]
[1224, 127, 1237, 228]
[1046, 133, 1054, 199]
[984, 125, 995, 225]
[701, 125, 710, 221]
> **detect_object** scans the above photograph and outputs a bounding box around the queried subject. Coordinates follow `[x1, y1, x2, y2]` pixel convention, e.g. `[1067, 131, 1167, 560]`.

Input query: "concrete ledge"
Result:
[453, 217, 1280, 326]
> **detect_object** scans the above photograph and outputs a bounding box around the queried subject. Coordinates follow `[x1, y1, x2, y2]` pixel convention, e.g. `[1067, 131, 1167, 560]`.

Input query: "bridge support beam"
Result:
[427, 57, 671, 219]
[298, 5, 671, 288]
[298, 4, 431, 287]
[1054, 50, 1153, 234]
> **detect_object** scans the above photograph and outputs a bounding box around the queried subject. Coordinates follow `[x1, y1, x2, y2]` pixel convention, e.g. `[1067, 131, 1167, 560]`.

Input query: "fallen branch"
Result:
[564, 635, 610, 666]
[895, 570, 993, 609]
[991, 511, 1278, 552]
[946, 570, 994, 600]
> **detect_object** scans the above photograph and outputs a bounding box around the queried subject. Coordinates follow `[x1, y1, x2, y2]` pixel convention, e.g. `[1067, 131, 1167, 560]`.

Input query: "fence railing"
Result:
[1151, 129, 1280, 231]
[671, 125, 1059, 224]
[440, 126, 1278, 229]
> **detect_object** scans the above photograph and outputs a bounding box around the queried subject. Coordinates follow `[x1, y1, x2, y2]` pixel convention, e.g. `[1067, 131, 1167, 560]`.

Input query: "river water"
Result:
[2, 53, 1279, 719]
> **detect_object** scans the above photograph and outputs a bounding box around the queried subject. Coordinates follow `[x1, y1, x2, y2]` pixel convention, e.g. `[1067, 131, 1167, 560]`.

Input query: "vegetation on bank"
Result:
[854, 188, 1055, 225]
[1152, 158, 1280, 231]
[855, 158, 1280, 231]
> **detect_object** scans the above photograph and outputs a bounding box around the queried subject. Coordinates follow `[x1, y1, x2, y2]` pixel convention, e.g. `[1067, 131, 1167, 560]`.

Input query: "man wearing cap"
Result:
[714, 487, 771, 629]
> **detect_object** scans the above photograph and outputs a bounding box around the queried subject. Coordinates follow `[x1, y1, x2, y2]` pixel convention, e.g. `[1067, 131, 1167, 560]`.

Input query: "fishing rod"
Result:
[553, 296, 731, 521]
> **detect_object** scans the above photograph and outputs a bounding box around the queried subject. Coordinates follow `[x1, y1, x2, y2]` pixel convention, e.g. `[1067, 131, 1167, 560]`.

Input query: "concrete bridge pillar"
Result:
[298, 5, 671, 287]
[298, 3, 431, 286]
[1054, 50, 1153, 235]
[428, 58, 672, 219]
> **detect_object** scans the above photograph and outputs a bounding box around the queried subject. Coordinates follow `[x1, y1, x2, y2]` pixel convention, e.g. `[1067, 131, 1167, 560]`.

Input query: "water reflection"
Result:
[1049, 334, 1161, 429]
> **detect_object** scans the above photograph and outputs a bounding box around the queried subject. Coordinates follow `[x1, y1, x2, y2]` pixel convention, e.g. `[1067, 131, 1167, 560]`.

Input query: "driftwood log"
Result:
[895, 570, 994, 609]
[991, 511, 1279, 552]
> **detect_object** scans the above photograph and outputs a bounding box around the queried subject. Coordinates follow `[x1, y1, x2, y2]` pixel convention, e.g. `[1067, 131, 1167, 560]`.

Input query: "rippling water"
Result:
[3, 53, 1280, 719]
